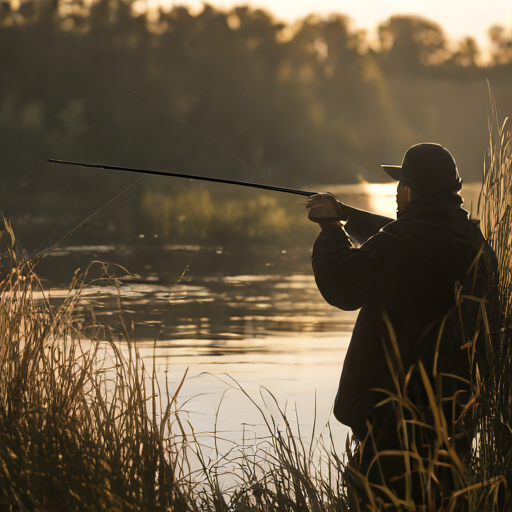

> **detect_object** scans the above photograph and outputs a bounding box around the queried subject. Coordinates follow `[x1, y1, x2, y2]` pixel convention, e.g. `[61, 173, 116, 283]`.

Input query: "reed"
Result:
[186, 381, 350, 511]
[0, 232, 350, 511]
[0, 254, 192, 510]
[470, 98, 512, 506]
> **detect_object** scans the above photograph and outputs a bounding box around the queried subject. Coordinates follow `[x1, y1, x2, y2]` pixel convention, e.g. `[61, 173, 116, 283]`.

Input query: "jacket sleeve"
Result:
[312, 222, 388, 311]
[344, 206, 394, 244]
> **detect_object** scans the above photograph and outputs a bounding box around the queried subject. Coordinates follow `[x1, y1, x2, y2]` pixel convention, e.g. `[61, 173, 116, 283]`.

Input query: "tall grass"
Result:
[471, 99, 512, 504]
[0, 257, 192, 510]
[0, 234, 351, 510]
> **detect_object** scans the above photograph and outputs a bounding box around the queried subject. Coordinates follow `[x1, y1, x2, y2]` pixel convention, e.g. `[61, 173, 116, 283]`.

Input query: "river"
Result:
[41, 182, 482, 457]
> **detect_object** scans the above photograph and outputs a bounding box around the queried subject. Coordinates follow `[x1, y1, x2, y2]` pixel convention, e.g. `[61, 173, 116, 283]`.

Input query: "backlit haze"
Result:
[157, 0, 512, 58]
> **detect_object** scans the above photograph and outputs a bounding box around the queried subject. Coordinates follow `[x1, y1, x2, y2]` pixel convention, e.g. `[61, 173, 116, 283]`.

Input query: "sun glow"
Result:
[154, 0, 511, 59]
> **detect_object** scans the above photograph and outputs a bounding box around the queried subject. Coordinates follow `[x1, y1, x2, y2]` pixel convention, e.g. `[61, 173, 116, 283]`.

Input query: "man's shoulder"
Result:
[381, 213, 473, 241]
[375, 213, 491, 269]
[361, 216, 434, 244]
[358, 220, 414, 253]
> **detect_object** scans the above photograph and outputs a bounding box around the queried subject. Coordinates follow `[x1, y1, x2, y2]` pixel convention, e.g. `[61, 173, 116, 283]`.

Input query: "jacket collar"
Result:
[397, 192, 468, 223]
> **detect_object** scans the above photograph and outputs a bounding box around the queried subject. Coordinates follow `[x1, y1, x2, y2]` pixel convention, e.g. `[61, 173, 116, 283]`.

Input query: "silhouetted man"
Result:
[307, 143, 495, 501]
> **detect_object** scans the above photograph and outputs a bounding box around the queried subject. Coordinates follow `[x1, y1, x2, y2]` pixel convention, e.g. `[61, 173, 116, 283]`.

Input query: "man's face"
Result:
[396, 180, 410, 216]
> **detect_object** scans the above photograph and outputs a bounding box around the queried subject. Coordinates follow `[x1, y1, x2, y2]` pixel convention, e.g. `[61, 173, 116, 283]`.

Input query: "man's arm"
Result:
[306, 193, 394, 244]
[307, 193, 394, 309]
[344, 206, 394, 244]
[312, 222, 382, 311]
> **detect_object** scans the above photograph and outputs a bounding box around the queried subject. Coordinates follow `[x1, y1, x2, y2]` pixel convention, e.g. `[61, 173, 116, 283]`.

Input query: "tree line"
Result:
[1, 0, 511, 248]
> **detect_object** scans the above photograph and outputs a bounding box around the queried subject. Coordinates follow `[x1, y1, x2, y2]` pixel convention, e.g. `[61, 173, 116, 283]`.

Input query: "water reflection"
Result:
[42, 273, 356, 350]
[40, 269, 357, 450]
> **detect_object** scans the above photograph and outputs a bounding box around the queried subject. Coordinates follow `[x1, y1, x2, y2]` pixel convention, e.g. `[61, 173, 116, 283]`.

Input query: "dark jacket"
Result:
[312, 193, 495, 438]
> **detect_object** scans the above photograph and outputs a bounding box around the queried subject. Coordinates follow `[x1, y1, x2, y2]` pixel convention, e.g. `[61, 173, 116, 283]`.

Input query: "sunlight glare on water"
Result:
[362, 182, 398, 218]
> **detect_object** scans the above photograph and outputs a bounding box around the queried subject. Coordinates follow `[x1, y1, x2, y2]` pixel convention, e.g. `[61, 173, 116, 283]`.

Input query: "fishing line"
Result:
[37, 78, 255, 260]
[117, 80, 258, 172]
[38, 77, 302, 259]
[33, 77, 261, 262]
[34, 174, 145, 262]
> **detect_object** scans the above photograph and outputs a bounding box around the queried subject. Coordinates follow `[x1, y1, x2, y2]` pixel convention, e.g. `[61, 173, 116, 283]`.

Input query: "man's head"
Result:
[381, 143, 462, 215]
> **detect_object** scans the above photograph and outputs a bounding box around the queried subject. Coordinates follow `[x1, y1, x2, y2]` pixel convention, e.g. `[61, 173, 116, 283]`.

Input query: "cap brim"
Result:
[381, 164, 402, 181]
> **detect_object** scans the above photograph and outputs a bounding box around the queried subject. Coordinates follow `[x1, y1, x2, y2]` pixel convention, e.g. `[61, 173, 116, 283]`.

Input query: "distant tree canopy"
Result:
[1, 0, 511, 246]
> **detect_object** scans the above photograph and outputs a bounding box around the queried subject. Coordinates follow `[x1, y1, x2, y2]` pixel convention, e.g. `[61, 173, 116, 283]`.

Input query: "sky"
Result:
[165, 0, 512, 53]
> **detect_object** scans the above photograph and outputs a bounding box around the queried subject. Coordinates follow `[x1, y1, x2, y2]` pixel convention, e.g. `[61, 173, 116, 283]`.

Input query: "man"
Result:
[307, 143, 495, 499]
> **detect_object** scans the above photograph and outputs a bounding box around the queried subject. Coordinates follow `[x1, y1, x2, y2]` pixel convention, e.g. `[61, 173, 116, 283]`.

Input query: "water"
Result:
[41, 182, 482, 454]
[41, 265, 357, 448]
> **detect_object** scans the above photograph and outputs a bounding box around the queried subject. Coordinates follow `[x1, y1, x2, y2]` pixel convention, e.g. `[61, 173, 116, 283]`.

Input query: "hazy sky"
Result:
[169, 0, 512, 52]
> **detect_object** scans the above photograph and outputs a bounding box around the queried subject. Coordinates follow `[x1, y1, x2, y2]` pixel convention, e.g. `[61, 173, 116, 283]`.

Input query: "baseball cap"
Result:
[381, 143, 462, 193]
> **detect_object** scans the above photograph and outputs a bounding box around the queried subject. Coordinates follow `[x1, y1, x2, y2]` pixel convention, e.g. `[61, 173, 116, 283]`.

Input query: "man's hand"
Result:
[306, 193, 349, 223]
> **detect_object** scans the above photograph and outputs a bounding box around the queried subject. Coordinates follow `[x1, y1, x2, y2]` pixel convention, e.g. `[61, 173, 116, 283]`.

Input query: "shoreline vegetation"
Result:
[0, 110, 511, 510]
[0, 239, 350, 510]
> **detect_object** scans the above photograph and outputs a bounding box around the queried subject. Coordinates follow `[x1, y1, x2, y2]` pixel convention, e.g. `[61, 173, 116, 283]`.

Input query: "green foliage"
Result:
[139, 186, 316, 245]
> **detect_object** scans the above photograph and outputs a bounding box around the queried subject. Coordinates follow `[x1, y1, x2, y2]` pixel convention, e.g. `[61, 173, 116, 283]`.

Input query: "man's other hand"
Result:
[306, 193, 348, 223]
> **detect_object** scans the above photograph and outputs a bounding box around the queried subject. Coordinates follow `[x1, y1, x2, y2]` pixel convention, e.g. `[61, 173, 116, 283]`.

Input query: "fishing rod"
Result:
[38, 86, 317, 260]
[46, 158, 317, 197]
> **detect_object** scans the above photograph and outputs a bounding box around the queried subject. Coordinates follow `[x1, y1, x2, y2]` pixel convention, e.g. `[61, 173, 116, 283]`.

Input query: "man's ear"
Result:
[406, 187, 411, 202]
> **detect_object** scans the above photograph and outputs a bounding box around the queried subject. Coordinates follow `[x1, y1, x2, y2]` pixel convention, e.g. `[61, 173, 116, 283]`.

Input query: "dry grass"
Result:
[0, 258, 191, 510]
[0, 240, 350, 511]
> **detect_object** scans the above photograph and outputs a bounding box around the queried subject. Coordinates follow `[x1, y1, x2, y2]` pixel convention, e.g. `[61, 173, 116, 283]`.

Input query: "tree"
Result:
[378, 15, 450, 74]
[489, 25, 512, 65]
